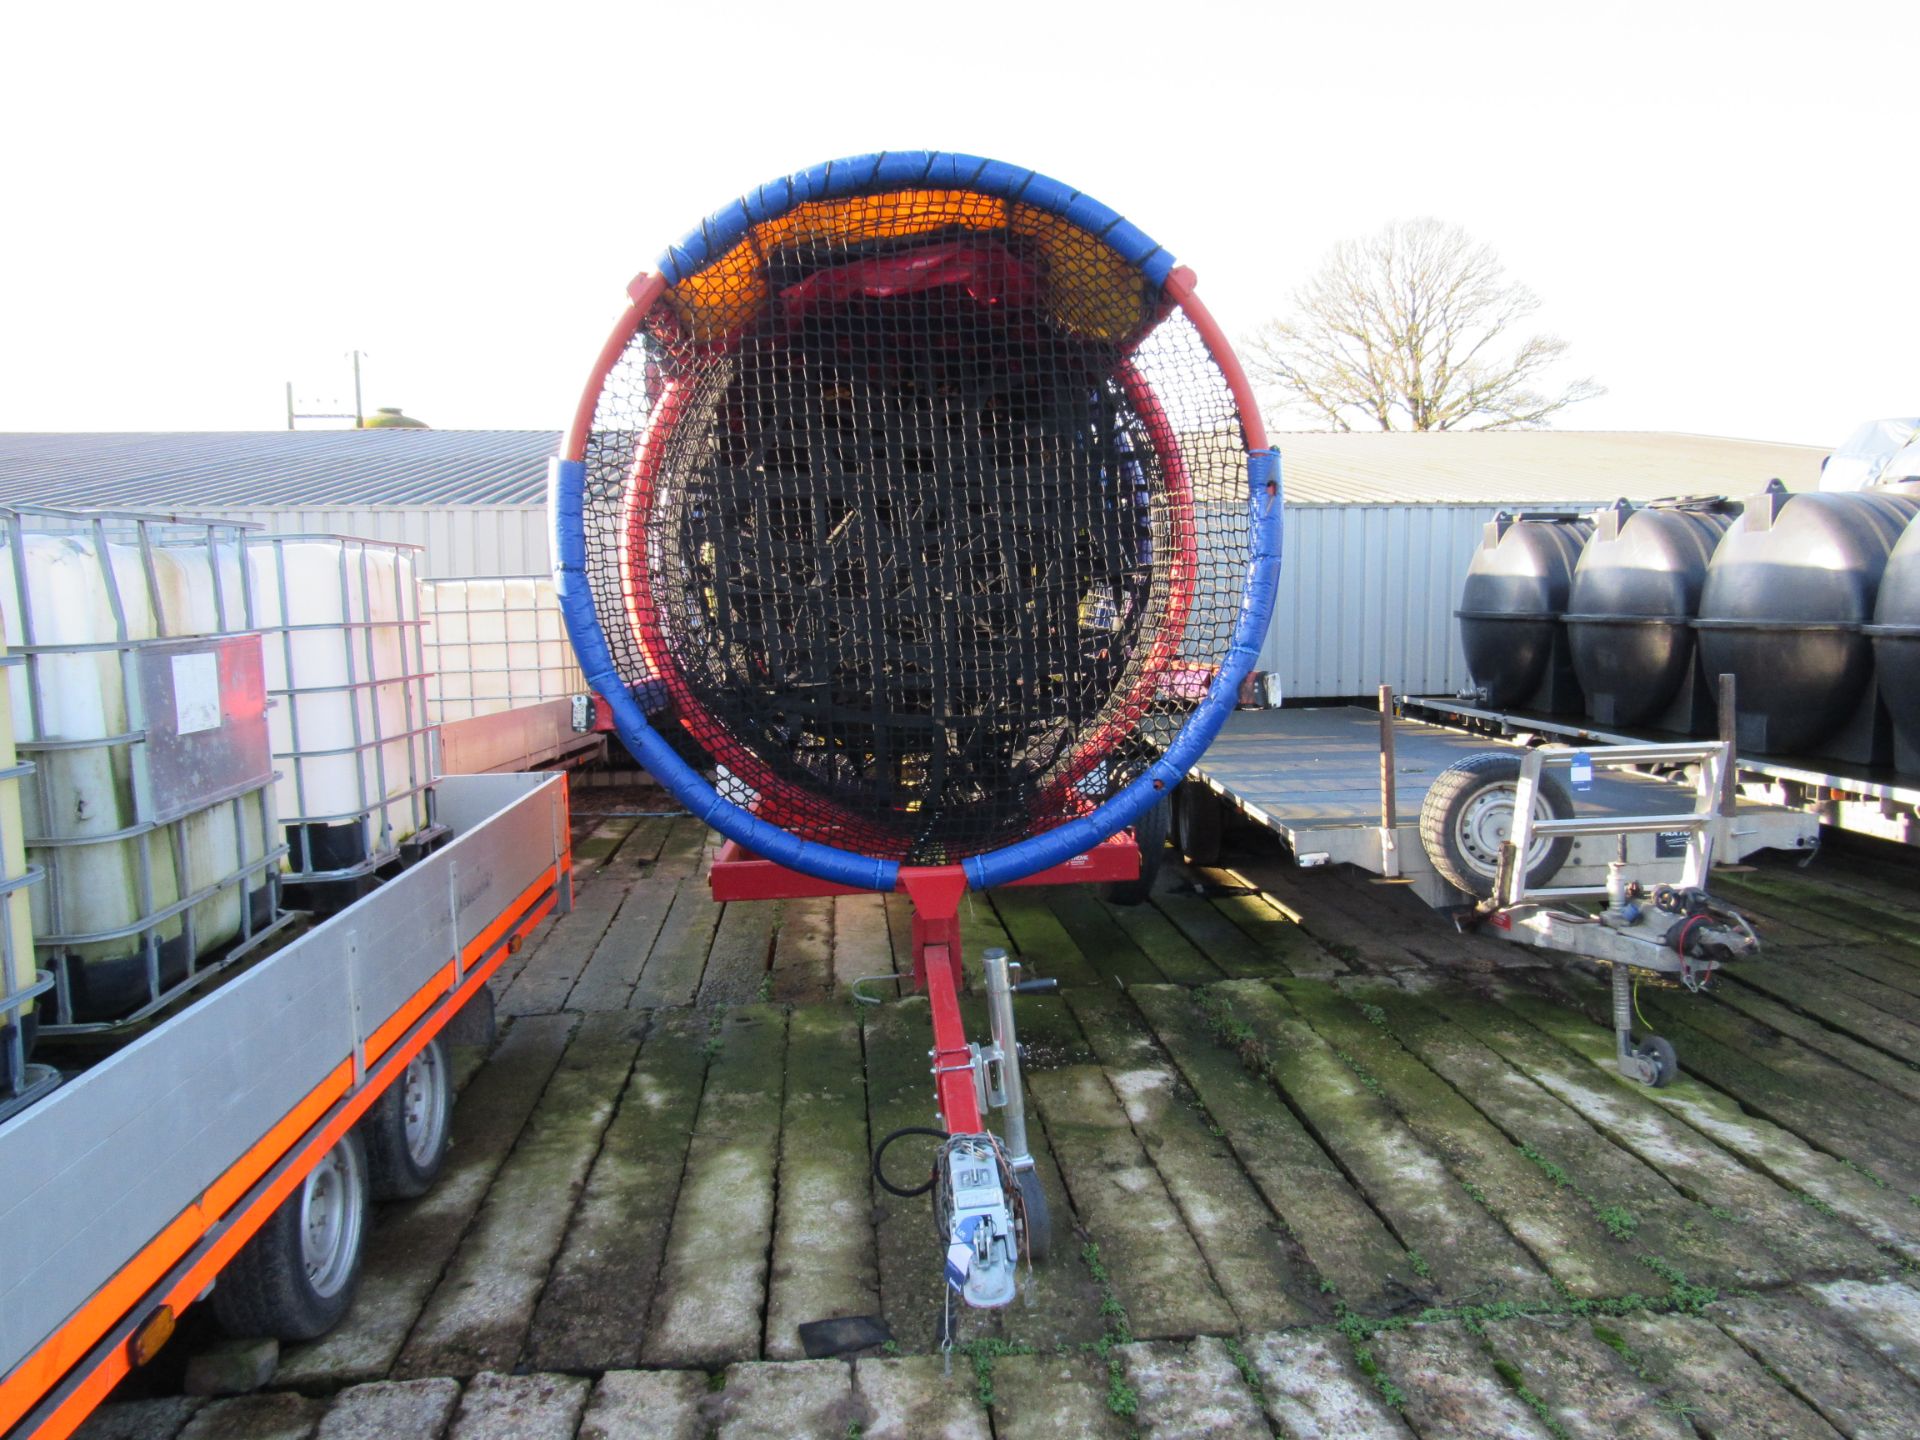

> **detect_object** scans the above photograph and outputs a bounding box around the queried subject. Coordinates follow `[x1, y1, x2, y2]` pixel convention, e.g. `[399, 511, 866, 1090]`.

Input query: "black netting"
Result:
[579, 188, 1250, 864]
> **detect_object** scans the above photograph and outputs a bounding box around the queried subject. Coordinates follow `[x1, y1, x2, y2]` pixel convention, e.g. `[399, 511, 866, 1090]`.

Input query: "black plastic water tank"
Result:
[1565, 497, 1739, 731]
[1866, 511, 1920, 774]
[1695, 481, 1920, 761]
[1457, 512, 1592, 713]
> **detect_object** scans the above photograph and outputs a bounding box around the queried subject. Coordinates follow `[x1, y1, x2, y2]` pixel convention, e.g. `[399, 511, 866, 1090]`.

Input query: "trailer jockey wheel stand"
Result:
[1460, 739, 1760, 1086]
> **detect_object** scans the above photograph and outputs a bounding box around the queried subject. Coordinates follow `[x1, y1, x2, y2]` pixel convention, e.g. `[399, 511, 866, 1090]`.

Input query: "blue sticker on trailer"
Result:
[1570, 752, 1593, 792]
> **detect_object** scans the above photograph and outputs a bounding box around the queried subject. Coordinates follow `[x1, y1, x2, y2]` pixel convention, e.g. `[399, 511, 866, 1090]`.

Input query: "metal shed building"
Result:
[0, 427, 1828, 700]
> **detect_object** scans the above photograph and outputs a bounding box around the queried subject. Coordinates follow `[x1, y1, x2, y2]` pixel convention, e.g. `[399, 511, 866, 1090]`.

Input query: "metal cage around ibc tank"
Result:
[245, 534, 445, 900]
[420, 574, 585, 723]
[0, 507, 290, 1032]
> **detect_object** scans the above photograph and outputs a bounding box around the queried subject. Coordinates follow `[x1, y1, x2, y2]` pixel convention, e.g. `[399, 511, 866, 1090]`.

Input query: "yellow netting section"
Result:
[663, 190, 1155, 345]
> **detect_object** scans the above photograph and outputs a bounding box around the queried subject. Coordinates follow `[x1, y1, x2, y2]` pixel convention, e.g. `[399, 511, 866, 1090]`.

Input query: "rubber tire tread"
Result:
[1173, 781, 1224, 866]
[1418, 752, 1575, 899]
[363, 1036, 452, 1201]
[1639, 1035, 1680, 1088]
[212, 1129, 369, 1341]
[1101, 793, 1172, 906]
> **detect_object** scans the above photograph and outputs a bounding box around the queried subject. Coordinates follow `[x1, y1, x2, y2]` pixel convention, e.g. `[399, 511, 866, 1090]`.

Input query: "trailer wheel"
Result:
[1173, 781, 1224, 866]
[1016, 1168, 1052, 1263]
[1419, 753, 1574, 899]
[362, 1036, 452, 1200]
[214, 1129, 369, 1341]
[1635, 1035, 1679, 1088]
[1101, 793, 1171, 906]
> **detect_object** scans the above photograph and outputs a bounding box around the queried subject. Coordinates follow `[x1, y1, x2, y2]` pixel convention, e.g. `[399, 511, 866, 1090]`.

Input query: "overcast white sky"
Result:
[0, 1, 1907, 447]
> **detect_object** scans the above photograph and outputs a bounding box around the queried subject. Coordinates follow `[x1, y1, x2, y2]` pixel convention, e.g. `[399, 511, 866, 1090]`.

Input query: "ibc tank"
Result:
[422, 575, 584, 722]
[1695, 481, 1920, 759]
[0, 619, 40, 1092]
[247, 535, 439, 887]
[1565, 497, 1738, 730]
[1866, 511, 1920, 774]
[1, 512, 278, 1027]
[1457, 512, 1592, 713]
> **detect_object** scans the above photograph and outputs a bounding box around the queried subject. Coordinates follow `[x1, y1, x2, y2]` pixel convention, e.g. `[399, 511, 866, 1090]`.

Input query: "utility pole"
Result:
[285, 352, 368, 430]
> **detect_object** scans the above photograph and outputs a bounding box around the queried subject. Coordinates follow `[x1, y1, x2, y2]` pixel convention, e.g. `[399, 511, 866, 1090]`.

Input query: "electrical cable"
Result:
[873, 1125, 949, 1198]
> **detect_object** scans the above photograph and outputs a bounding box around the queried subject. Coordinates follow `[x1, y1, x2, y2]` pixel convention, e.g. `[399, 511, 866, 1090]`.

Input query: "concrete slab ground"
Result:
[71, 807, 1920, 1440]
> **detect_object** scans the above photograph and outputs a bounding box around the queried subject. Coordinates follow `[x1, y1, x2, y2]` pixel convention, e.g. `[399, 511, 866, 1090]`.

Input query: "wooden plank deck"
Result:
[77, 806, 1920, 1440]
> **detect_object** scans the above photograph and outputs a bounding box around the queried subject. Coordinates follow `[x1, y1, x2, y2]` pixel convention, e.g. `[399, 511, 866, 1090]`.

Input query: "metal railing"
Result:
[1498, 740, 1728, 907]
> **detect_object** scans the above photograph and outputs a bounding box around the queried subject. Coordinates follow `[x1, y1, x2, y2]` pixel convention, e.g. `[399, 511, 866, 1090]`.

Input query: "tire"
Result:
[1636, 1035, 1679, 1088]
[1173, 781, 1224, 866]
[1101, 793, 1171, 906]
[1016, 1167, 1052, 1264]
[214, 1129, 370, 1341]
[362, 1036, 453, 1200]
[1418, 752, 1574, 899]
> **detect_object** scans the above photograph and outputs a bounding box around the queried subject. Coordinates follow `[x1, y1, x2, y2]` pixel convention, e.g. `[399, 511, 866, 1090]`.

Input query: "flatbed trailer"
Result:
[0, 771, 571, 1440]
[1405, 695, 1920, 848]
[1185, 705, 1818, 907]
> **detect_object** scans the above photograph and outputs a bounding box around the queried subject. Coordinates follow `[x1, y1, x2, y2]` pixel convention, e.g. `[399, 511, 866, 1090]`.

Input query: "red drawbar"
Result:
[898, 866, 977, 1133]
[706, 840, 1141, 1135]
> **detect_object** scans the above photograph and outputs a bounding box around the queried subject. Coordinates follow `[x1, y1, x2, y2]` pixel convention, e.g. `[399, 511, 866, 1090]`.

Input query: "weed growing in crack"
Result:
[1077, 1242, 1138, 1417]
[954, 1336, 1032, 1409]
[1638, 1256, 1717, 1314]
[1519, 1143, 1571, 1189]
[1333, 1047, 1384, 1096]
[1195, 989, 1269, 1072]
[1841, 1157, 1887, 1190]
[1491, 1356, 1571, 1440]
[1798, 1191, 1839, 1220]
[1596, 1205, 1638, 1241]
[1221, 1336, 1264, 1397]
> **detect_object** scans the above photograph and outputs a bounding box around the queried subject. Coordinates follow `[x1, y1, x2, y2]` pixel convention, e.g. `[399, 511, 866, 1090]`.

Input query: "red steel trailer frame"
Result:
[709, 837, 1139, 1134]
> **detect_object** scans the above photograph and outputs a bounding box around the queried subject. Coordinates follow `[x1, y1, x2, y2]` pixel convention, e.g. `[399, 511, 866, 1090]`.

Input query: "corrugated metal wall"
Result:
[193, 500, 1612, 700]
[188, 505, 551, 578]
[1260, 502, 1601, 700]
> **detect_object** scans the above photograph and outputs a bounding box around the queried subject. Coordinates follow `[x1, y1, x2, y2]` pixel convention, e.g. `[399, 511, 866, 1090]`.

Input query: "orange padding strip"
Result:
[3, 863, 561, 1440]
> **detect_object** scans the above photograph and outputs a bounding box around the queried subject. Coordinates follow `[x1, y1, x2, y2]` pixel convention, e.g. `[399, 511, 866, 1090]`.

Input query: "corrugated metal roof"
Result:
[0, 430, 560, 507]
[0, 428, 1828, 511]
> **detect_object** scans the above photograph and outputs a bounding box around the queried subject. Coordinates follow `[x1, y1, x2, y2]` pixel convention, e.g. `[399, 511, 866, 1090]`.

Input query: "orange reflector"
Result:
[128, 1306, 175, 1367]
[507, 936, 523, 955]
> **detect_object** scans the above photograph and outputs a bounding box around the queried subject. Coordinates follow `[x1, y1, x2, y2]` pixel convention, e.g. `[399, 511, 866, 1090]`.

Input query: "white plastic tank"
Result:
[1, 511, 276, 1027]
[421, 575, 585, 721]
[247, 535, 438, 885]
[0, 614, 38, 1084]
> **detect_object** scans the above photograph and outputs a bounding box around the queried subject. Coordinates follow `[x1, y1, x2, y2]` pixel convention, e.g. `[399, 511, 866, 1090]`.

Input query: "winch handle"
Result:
[1012, 978, 1060, 996]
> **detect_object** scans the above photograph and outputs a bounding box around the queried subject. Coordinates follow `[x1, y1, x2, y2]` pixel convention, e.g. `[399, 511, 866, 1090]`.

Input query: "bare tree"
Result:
[1243, 218, 1603, 431]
